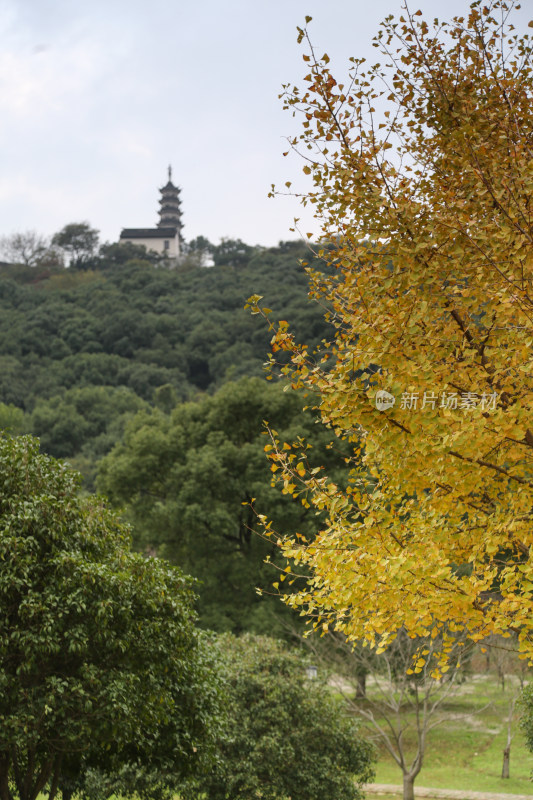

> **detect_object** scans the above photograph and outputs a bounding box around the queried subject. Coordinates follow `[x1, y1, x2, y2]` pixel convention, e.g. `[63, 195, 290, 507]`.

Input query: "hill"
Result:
[0, 240, 332, 487]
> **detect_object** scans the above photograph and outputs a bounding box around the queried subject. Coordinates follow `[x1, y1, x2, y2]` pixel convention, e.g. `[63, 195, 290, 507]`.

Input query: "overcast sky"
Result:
[1, 1, 531, 248]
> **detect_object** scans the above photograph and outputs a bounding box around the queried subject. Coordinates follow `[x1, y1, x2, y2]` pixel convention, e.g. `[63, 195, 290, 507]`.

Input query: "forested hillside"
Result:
[0, 239, 340, 632]
[0, 240, 332, 488]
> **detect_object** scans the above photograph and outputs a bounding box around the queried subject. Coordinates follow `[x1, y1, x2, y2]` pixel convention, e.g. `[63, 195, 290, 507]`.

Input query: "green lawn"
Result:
[362, 674, 533, 796]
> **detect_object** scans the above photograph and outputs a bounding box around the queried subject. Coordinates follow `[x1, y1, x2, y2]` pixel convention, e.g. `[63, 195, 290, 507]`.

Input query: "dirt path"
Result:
[364, 783, 533, 799]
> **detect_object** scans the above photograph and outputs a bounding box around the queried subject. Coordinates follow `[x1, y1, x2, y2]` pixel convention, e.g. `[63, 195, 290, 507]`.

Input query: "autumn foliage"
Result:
[250, 1, 533, 667]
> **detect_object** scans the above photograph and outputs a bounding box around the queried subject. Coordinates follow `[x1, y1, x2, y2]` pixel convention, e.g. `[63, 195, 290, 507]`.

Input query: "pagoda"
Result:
[119, 167, 184, 259]
[158, 167, 183, 234]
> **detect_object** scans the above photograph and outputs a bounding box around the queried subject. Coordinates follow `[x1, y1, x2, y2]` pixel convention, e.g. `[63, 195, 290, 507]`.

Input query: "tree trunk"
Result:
[501, 695, 515, 778]
[501, 745, 510, 779]
[403, 773, 415, 800]
[355, 670, 367, 699]
[0, 759, 13, 800]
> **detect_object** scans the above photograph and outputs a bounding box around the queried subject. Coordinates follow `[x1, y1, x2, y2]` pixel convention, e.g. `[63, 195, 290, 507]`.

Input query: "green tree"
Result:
[0, 435, 219, 800]
[97, 242, 159, 267]
[0, 357, 28, 409]
[212, 238, 257, 267]
[52, 223, 99, 269]
[183, 236, 214, 268]
[57, 760, 182, 800]
[30, 385, 148, 488]
[0, 402, 27, 435]
[97, 378, 348, 634]
[190, 634, 375, 800]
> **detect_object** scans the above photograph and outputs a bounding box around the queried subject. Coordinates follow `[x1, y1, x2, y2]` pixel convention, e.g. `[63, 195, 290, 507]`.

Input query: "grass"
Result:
[359, 673, 533, 796]
[365, 795, 403, 799]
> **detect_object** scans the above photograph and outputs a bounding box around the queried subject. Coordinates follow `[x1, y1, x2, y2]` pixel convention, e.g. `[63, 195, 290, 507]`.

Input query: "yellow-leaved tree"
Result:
[250, 0, 533, 667]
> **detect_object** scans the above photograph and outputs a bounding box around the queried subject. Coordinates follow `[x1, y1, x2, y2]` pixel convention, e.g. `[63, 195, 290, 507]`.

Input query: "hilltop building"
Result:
[120, 167, 184, 259]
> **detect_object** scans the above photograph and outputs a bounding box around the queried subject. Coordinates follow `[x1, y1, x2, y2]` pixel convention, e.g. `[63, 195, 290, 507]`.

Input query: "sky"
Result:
[1, 0, 531, 249]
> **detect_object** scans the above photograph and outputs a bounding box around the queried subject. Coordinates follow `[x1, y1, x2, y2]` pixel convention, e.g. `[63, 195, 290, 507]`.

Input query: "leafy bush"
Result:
[190, 634, 375, 800]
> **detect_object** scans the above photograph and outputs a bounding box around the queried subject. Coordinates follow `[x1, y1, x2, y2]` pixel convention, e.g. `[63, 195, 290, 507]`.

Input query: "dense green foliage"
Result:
[57, 762, 183, 800]
[0, 435, 220, 800]
[0, 237, 343, 636]
[98, 377, 348, 634]
[0, 240, 326, 405]
[30, 386, 149, 489]
[189, 634, 375, 800]
[0, 240, 330, 488]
